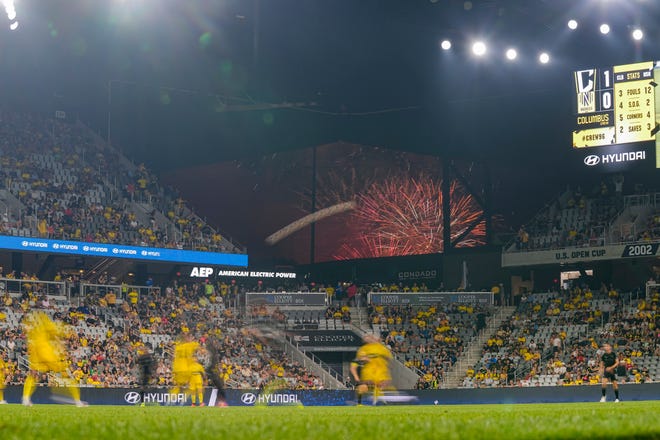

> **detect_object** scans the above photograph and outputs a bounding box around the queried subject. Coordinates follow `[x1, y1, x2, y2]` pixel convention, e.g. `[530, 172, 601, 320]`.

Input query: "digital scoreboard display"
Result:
[572, 61, 660, 170]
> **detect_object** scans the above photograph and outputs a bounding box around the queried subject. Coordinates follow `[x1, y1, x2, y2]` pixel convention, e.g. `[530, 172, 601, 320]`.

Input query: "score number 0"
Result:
[601, 70, 612, 110]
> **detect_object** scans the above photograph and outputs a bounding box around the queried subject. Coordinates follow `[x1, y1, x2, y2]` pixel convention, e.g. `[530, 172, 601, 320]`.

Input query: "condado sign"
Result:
[502, 242, 660, 267]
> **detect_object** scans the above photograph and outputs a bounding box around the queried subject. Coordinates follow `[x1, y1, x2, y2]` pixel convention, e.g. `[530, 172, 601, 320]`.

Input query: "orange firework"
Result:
[333, 176, 485, 259]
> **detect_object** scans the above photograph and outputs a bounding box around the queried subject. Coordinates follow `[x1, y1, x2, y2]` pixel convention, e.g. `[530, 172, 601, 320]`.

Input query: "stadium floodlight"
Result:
[567, 19, 578, 30]
[539, 52, 550, 64]
[440, 40, 452, 50]
[471, 41, 487, 56]
[505, 48, 517, 61]
[632, 28, 643, 41]
[600, 23, 610, 34]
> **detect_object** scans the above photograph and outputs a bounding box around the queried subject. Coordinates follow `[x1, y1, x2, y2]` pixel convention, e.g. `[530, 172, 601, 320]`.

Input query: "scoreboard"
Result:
[573, 61, 657, 148]
[572, 60, 660, 169]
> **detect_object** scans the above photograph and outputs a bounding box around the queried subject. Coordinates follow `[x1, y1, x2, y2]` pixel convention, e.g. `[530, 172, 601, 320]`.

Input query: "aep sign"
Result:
[190, 267, 214, 277]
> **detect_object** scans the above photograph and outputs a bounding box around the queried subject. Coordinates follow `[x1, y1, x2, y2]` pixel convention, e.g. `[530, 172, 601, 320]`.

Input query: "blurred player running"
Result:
[350, 334, 393, 405]
[0, 353, 7, 404]
[189, 360, 206, 407]
[22, 311, 86, 407]
[171, 332, 205, 406]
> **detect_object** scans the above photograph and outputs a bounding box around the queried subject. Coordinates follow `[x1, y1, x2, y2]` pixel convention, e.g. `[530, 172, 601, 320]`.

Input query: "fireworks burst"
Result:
[294, 145, 441, 214]
[333, 176, 485, 259]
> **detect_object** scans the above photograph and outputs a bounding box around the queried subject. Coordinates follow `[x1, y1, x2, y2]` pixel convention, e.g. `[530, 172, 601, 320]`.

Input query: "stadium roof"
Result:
[1, 0, 659, 171]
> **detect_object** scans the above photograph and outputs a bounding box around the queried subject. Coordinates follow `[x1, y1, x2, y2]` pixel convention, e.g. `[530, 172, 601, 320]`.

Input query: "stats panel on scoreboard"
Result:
[573, 61, 658, 148]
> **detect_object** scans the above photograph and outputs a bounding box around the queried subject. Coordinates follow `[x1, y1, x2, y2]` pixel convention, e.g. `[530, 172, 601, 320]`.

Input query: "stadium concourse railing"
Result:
[0, 277, 69, 302]
[78, 282, 156, 304]
[283, 338, 347, 389]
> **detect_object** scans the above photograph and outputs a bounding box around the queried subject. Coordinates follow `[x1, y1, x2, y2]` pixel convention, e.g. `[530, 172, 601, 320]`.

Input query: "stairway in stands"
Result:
[442, 306, 517, 388]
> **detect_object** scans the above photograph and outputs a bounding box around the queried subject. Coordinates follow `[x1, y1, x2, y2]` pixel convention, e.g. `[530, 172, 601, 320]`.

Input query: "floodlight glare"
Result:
[600, 24, 610, 34]
[632, 28, 643, 41]
[9, 20, 17, 31]
[440, 40, 452, 50]
[505, 48, 517, 61]
[472, 41, 486, 56]
[539, 52, 550, 64]
[1, 0, 16, 21]
[567, 19, 578, 30]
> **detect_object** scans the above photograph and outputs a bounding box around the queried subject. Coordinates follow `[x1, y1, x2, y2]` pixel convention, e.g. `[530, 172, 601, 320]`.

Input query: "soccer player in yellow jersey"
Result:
[189, 362, 206, 407]
[0, 354, 7, 404]
[350, 334, 392, 405]
[171, 332, 204, 405]
[22, 311, 86, 406]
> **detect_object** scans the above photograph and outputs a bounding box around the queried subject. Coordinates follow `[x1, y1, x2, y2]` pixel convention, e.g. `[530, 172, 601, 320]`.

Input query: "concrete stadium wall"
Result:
[4, 383, 660, 406]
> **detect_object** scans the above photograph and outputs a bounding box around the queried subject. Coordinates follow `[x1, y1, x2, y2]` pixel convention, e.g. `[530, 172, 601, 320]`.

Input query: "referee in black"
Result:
[137, 347, 156, 406]
[600, 343, 620, 402]
[205, 336, 228, 406]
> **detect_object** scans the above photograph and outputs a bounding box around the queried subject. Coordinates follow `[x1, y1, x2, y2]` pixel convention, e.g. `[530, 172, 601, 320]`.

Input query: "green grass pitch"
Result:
[1, 401, 659, 440]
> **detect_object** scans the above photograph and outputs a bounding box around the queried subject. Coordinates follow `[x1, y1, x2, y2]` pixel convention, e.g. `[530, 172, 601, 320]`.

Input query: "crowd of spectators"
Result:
[0, 273, 484, 391]
[637, 208, 660, 242]
[508, 176, 660, 252]
[1, 256, 657, 392]
[0, 274, 323, 390]
[461, 284, 659, 388]
[365, 303, 490, 390]
[0, 109, 242, 254]
[512, 184, 623, 251]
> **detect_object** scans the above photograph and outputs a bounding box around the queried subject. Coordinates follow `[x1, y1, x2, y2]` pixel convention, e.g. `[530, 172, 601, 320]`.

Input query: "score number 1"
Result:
[601, 70, 612, 110]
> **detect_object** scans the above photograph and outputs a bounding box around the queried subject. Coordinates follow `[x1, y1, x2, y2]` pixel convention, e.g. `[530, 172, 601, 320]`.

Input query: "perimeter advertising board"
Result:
[368, 292, 493, 306]
[502, 242, 660, 267]
[245, 292, 327, 306]
[0, 235, 247, 266]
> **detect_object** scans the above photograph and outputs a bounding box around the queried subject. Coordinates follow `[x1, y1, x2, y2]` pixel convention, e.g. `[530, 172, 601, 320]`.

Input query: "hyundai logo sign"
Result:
[241, 393, 257, 405]
[124, 392, 141, 404]
[584, 155, 600, 166]
[583, 151, 646, 167]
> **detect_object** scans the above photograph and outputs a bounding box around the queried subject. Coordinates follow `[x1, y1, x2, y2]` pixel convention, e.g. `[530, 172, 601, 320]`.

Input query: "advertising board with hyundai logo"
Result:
[572, 60, 660, 170]
[0, 235, 248, 266]
[4, 385, 660, 406]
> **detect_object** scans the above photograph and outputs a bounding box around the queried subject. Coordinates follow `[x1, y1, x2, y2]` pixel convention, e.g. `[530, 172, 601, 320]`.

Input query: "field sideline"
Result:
[1, 401, 658, 439]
